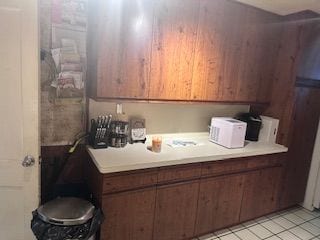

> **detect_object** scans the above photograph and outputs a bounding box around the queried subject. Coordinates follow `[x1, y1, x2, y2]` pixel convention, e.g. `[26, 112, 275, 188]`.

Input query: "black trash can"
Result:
[31, 197, 104, 240]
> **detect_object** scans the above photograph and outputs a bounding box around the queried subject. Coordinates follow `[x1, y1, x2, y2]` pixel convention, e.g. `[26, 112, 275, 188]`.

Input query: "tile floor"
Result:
[196, 206, 320, 240]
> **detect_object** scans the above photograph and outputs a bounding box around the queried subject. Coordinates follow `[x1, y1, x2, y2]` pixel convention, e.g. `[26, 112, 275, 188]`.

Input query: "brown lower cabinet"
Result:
[153, 181, 199, 240]
[240, 167, 282, 222]
[86, 154, 286, 240]
[195, 174, 244, 236]
[101, 188, 156, 240]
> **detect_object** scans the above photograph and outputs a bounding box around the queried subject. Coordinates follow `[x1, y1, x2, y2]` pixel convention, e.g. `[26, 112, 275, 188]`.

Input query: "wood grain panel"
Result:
[191, 0, 228, 101]
[103, 169, 158, 194]
[246, 154, 284, 169]
[191, 0, 281, 103]
[153, 181, 199, 240]
[149, 0, 200, 100]
[239, 15, 281, 103]
[201, 154, 283, 179]
[280, 87, 320, 208]
[298, 25, 320, 80]
[264, 20, 315, 146]
[96, 0, 154, 99]
[256, 19, 282, 103]
[202, 158, 248, 177]
[101, 188, 156, 240]
[88, 0, 282, 103]
[84, 156, 104, 203]
[240, 167, 282, 222]
[157, 163, 201, 184]
[85, 153, 287, 240]
[41, 145, 89, 203]
[263, 23, 301, 146]
[195, 174, 244, 236]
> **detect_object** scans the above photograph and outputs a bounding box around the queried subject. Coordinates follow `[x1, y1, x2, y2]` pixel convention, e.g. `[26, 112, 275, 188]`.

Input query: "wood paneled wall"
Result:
[280, 87, 320, 207]
[298, 23, 320, 80]
[41, 145, 89, 203]
[261, 13, 320, 208]
[264, 17, 318, 146]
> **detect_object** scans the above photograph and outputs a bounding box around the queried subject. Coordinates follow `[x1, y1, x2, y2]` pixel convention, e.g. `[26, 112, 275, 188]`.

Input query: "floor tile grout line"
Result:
[301, 208, 320, 217]
[234, 229, 258, 240]
[255, 222, 285, 238]
[259, 221, 309, 238]
[230, 216, 296, 235]
[246, 224, 272, 239]
[307, 217, 320, 229]
[234, 217, 310, 239]
[281, 214, 307, 225]
[264, 211, 320, 240]
[200, 207, 320, 240]
[287, 228, 308, 240]
[290, 211, 319, 222]
[299, 222, 320, 237]
[280, 207, 320, 221]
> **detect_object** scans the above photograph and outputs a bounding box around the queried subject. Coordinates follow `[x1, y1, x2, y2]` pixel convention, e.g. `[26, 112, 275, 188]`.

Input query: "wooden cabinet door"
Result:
[195, 174, 245, 236]
[153, 181, 199, 240]
[88, 0, 280, 103]
[101, 187, 156, 240]
[191, 0, 280, 103]
[91, 0, 154, 99]
[191, 0, 243, 102]
[240, 167, 282, 222]
[148, 0, 200, 100]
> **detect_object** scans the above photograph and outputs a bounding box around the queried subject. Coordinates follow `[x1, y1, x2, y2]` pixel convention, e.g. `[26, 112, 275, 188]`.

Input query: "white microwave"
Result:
[209, 117, 247, 148]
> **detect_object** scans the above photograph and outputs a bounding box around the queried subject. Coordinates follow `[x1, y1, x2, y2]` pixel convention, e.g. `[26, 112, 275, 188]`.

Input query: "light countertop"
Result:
[87, 132, 288, 174]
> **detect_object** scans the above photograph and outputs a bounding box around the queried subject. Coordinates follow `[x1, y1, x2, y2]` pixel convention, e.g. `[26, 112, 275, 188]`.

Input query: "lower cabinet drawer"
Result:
[157, 163, 202, 184]
[202, 158, 248, 177]
[102, 169, 158, 194]
[202, 154, 283, 177]
[246, 154, 284, 169]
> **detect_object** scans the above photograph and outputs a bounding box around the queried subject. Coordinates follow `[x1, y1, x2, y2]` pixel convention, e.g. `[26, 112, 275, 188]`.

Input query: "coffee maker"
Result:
[108, 121, 129, 148]
[236, 113, 262, 141]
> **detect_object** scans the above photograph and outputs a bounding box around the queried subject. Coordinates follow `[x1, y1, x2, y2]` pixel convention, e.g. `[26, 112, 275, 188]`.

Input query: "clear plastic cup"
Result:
[152, 136, 162, 153]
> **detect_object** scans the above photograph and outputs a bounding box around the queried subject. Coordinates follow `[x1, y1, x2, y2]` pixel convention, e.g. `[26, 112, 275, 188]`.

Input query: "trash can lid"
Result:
[37, 197, 95, 226]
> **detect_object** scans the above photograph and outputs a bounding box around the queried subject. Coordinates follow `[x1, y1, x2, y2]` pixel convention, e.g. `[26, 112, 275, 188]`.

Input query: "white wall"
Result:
[89, 99, 250, 134]
[303, 119, 320, 210]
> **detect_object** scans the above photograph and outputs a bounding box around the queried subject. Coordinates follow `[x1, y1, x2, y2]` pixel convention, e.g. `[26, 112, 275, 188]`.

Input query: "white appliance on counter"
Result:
[209, 117, 247, 148]
[259, 116, 279, 143]
[303, 120, 320, 211]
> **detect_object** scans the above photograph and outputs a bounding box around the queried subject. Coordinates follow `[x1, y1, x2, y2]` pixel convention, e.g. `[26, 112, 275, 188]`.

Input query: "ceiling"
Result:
[234, 0, 320, 15]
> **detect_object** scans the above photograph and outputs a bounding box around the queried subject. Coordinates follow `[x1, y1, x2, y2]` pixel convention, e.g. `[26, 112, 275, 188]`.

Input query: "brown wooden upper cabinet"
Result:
[87, 0, 282, 103]
[87, 0, 154, 99]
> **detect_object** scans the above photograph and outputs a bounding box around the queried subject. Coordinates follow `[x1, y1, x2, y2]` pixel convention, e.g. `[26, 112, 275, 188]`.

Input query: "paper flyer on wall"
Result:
[52, 0, 87, 30]
[51, 0, 87, 99]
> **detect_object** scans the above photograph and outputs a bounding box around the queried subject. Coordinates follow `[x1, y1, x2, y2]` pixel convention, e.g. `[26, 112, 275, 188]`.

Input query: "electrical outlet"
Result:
[116, 103, 123, 114]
